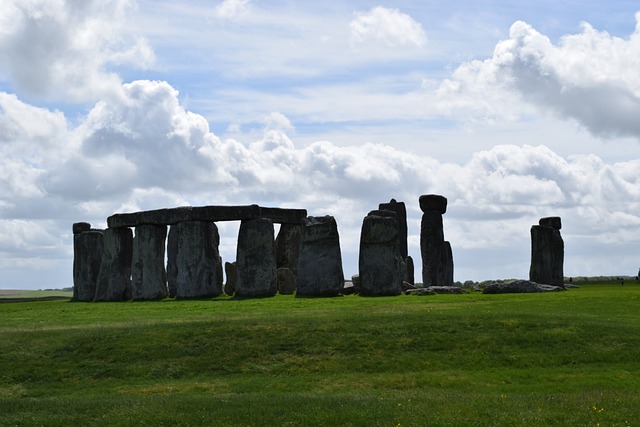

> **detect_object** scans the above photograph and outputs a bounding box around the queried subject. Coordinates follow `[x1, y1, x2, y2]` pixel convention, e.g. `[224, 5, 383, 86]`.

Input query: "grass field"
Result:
[1, 283, 639, 426]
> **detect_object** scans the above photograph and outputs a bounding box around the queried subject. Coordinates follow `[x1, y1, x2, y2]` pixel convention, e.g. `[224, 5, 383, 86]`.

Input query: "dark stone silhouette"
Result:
[529, 216, 564, 286]
[277, 267, 296, 295]
[275, 223, 302, 278]
[405, 255, 415, 285]
[235, 218, 277, 297]
[419, 194, 454, 286]
[94, 227, 133, 302]
[224, 261, 237, 296]
[359, 210, 403, 296]
[378, 199, 408, 259]
[72, 224, 103, 302]
[131, 224, 168, 300]
[297, 216, 344, 297]
[168, 221, 222, 298]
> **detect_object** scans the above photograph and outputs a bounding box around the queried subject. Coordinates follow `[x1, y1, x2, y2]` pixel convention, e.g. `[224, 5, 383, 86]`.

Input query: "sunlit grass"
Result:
[1, 283, 639, 425]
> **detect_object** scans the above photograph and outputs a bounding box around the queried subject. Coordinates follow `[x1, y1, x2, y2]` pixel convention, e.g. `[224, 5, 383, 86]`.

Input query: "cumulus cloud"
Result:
[214, 0, 251, 20]
[350, 6, 427, 48]
[438, 13, 640, 139]
[0, 0, 154, 102]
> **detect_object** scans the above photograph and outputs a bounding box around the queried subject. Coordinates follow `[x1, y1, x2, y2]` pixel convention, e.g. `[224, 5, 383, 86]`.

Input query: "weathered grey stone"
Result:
[236, 218, 277, 297]
[297, 216, 344, 297]
[342, 281, 355, 295]
[277, 267, 296, 295]
[539, 216, 562, 230]
[401, 281, 416, 293]
[426, 286, 467, 294]
[420, 210, 444, 286]
[483, 280, 565, 294]
[108, 204, 307, 228]
[419, 194, 447, 214]
[131, 224, 168, 300]
[529, 221, 564, 287]
[359, 211, 403, 296]
[73, 222, 91, 234]
[94, 228, 133, 302]
[405, 255, 415, 285]
[259, 207, 308, 224]
[168, 221, 222, 298]
[275, 223, 302, 277]
[443, 241, 454, 285]
[379, 199, 408, 259]
[73, 230, 103, 302]
[352, 274, 361, 294]
[224, 261, 237, 296]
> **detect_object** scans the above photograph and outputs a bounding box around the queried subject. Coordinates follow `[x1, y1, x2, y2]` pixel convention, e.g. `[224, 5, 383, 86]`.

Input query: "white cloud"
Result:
[438, 13, 640, 139]
[350, 6, 427, 48]
[0, 0, 154, 102]
[214, 0, 251, 20]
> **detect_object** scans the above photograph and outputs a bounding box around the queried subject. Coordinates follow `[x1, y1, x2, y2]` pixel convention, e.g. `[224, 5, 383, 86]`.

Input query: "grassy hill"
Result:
[1, 283, 639, 425]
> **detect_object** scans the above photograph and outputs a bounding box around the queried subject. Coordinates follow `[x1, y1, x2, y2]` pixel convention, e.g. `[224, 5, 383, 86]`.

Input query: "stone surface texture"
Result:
[131, 224, 168, 300]
[73, 229, 103, 302]
[94, 227, 133, 302]
[297, 216, 345, 297]
[235, 218, 277, 297]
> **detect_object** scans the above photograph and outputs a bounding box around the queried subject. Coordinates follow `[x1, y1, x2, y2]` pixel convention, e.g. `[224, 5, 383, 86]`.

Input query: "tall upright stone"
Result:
[297, 216, 345, 297]
[530, 216, 564, 287]
[275, 223, 302, 278]
[378, 199, 408, 259]
[419, 194, 453, 286]
[131, 224, 168, 300]
[94, 227, 133, 302]
[72, 223, 103, 302]
[359, 210, 403, 296]
[167, 221, 222, 298]
[235, 218, 277, 297]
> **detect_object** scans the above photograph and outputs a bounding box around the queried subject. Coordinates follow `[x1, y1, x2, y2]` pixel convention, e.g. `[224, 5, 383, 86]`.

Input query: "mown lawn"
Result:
[1, 283, 639, 426]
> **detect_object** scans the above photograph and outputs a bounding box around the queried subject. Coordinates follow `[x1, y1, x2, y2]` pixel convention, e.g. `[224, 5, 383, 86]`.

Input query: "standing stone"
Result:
[94, 227, 133, 302]
[277, 267, 296, 295]
[405, 255, 415, 285]
[168, 221, 222, 298]
[419, 194, 454, 286]
[72, 225, 103, 302]
[275, 223, 302, 277]
[378, 199, 408, 259]
[224, 261, 237, 296]
[359, 210, 403, 296]
[236, 218, 277, 297]
[530, 216, 564, 287]
[297, 216, 345, 297]
[131, 224, 168, 300]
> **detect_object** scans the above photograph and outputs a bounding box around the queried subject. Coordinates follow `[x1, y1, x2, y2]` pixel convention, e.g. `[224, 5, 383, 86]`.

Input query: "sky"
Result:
[1, 0, 640, 289]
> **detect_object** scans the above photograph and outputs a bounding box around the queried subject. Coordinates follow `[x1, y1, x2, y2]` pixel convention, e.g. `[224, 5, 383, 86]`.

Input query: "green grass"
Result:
[1, 283, 639, 426]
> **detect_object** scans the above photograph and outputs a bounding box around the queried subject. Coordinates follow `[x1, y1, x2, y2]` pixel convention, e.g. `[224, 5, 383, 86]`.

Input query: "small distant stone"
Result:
[426, 286, 468, 294]
[482, 280, 565, 294]
[406, 288, 436, 296]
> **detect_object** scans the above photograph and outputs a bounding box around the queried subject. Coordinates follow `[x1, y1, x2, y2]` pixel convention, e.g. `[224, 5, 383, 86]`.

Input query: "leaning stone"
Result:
[277, 267, 296, 295]
[359, 211, 403, 296]
[539, 216, 562, 230]
[73, 230, 103, 302]
[419, 194, 447, 214]
[482, 280, 565, 294]
[169, 221, 223, 299]
[94, 228, 133, 302]
[379, 199, 408, 259]
[224, 262, 237, 296]
[297, 216, 345, 297]
[73, 222, 92, 234]
[235, 218, 277, 297]
[401, 281, 416, 292]
[131, 224, 168, 300]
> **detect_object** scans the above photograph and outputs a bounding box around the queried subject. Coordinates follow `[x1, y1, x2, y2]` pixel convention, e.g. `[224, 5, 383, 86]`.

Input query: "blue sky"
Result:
[1, 0, 640, 289]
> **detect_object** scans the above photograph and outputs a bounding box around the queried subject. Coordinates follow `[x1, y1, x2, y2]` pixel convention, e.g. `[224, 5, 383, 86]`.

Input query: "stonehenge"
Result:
[529, 216, 564, 287]
[72, 197, 569, 301]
